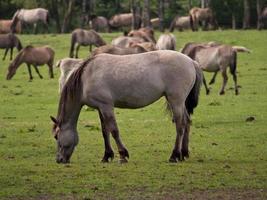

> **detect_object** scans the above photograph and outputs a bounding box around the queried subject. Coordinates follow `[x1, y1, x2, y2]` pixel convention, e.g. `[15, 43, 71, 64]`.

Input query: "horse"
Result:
[0, 19, 21, 34]
[11, 8, 49, 34]
[111, 36, 146, 48]
[50, 50, 202, 164]
[0, 33, 22, 60]
[258, 7, 267, 30]
[69, 29, 106, 58]
[189, 7, 218, 31]
[169, 16, 191, 32]
[109, 13, 141, 30]
[127, 27, 156, 43]
[89, 15, 109, 32]
[6, 45, 54, 81]
[156, 33, 176, 50]
[91, 42, 157, 57]
[56, 58, 84, 93]
[181, 43, 251, 95]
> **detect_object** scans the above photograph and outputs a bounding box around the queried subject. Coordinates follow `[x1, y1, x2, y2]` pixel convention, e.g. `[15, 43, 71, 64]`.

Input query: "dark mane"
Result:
[57, 57, 95, 125]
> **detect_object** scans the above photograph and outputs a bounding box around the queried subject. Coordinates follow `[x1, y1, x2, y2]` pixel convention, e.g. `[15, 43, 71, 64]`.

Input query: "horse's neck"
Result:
[58, 96, 82, 131]
[13, 53, 24, 68]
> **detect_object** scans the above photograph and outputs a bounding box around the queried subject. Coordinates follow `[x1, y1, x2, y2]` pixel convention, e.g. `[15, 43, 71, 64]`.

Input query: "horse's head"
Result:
[50, 116, 78, 164]
[6, 62, 17, 80]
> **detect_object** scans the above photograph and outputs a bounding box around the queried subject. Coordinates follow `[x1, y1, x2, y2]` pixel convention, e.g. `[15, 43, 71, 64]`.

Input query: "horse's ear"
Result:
[50, 116, 58, 125]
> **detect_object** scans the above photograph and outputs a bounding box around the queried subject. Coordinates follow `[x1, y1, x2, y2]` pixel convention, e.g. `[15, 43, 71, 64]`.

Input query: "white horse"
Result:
[11, 8, 49, 34]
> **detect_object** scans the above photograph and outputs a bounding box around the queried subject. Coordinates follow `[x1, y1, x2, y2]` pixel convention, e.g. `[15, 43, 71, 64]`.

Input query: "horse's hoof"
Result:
[119, 148, 129, 159]
[101, 151, 114, 162]
[219, 91, 225, 95]
[169, 157, 178, 163]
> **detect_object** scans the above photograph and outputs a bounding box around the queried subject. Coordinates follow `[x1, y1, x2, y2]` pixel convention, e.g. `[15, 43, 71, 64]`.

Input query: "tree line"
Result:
[0, 0, 266, 33]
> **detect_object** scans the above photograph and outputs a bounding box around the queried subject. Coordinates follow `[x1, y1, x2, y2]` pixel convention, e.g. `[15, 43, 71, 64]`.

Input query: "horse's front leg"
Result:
[99, 107, 129, 163]
[33, 23, 38, 34]
[3, 48, 9, 60]
[33, 65, 43, 79]
[75, 45, 80, 58]
[10, 47, 13, 60]
[98, 110, 114, 162]
[27, 64, 33, 81]
[209, 71, 218, 85]
[89, 45, 92, 52]
[202, 75, 210, 95]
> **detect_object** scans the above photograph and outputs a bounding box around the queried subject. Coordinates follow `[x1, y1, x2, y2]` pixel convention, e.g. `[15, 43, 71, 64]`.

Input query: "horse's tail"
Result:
[232, 46, 251, 53]
[185, 62, 203, 115]
[229, 51, 237, 75]
[69, 33, 76, 58]
[169, 16, 178, 32]
[55, 59, 62, 68]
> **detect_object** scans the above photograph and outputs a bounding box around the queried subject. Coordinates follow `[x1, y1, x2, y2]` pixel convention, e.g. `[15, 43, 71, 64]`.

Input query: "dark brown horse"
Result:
[0, 33, 22, 60]
[50, 50, 202, 164]
[69, 29, 106, 58]
[6, 45, 54, 81]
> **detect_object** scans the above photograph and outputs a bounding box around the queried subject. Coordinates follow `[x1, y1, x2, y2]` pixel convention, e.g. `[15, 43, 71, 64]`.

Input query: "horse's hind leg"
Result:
[3, 48, 9, 60]
[167, 98, 186, 162]
[99, 107, 129, 163]
[182, 112, 191, 159]
[98, 110, 114, 162]
[219, 69, 228, 95]
[33, 65, 43, 79]
[203, 75, 210, 95]
[209, 71, 218, 85]
[48, 60, 54, 78]
[27, 64, 33, 81]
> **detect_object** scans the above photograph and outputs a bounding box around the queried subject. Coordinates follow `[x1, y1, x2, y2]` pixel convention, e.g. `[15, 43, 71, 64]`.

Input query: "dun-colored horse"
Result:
[69, 29, 106, 58]
[156, 33, 176, 50]
[11, 8, 49, 34]
[6, 45, 54, 81]
[181, 43, 250, 95]
[0, 33, 22, 60]
[89, 15, 109, 32]
[0, 20, 21, 34]
[50, 50, 202, 164]
[169, 16, 191, 32]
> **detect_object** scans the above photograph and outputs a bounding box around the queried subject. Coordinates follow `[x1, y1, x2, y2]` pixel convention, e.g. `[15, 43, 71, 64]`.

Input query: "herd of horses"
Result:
[0, 7, 256, 164]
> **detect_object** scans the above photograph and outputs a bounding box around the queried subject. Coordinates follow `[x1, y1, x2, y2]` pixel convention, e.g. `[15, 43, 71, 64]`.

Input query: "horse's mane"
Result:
[57, 57, 95, 125]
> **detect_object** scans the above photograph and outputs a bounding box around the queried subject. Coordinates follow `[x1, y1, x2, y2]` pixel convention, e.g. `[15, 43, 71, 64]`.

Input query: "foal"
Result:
[6, 45, 54, 81]
[0, 33, 22, 60]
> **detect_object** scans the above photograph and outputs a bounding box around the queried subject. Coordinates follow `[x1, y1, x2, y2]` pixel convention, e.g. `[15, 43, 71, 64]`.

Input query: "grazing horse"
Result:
[0, 33, 22, 60]
[258, 7, 267, 30]
[91, 42, 157, 57]
[0, 20, 21, 34]
[156, 33, 176, 50]
[56, 58, 84, 93]
[69, 29, 106, 58]
[189, 7, 217, 31]
[89, 15, 109, 32]
[6, 45, 54, 81]
[169, 16, 191, 32]
[181, 43, 251, 95]
[50, 50, 202, 164]
[11, 8, 49, 34]
[111, 36, 146, 48]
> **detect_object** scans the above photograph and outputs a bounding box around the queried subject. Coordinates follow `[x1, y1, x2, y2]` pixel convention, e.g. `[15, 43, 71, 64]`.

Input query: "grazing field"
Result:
[0, 30, 267, 200]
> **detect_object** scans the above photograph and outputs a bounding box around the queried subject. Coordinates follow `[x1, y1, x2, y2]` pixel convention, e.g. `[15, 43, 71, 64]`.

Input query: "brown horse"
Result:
[89, 15, 109, 32]
[50, 50, 202, 164]
[109, 13, 141, 30]
[6, 45, 54, 81]
[169, 16, 191, 32]
[91, 42, 157, 57]
[0, 20, 21, 34]
[0, 33, 22, 60]
[181, 43, 250, 95]
[69, 29, 106, 58]
[127, 27, 156, 43]
[189, 7, 218, 31]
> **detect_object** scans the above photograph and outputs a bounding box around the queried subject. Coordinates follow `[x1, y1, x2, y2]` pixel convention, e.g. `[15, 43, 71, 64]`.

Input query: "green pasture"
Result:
[0, 30, 266, 199]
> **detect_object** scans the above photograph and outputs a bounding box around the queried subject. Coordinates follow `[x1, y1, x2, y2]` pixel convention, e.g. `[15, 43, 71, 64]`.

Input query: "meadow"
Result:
[0, 30, 267, 200]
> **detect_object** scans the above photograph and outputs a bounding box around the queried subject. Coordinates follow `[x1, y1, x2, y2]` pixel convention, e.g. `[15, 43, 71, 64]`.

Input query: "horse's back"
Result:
[81, 51, 196, 108]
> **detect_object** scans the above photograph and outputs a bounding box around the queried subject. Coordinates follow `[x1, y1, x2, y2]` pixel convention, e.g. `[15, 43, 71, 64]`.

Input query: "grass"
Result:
[0, 30, 267, 200]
